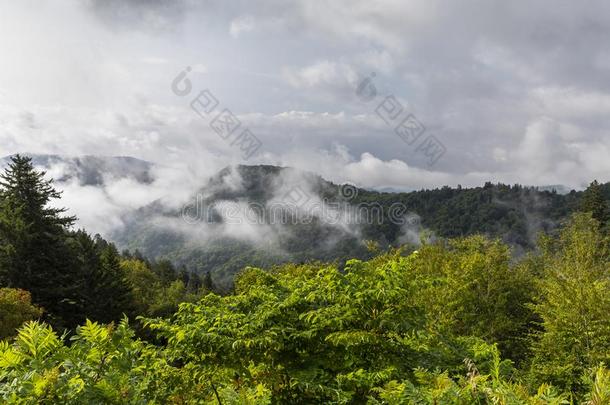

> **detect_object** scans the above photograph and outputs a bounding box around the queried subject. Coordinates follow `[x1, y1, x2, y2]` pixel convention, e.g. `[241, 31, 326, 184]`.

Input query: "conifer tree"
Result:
[202, 271, 213, 292]
[96, 245, 133, 322]
[71, 230, 133, 323]
[0, 155, 80, 326]
[178, 266, 190, 287]
[153, 259, 177, 285]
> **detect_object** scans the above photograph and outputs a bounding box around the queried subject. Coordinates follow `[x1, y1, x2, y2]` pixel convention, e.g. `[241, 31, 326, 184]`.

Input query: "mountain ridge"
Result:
[3, 154, 609, 288]
[0, 154, 155, 186]
[112, 163, 610, 287]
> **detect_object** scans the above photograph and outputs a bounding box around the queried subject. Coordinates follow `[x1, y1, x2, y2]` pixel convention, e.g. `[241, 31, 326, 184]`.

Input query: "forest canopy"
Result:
[0, 155, 609, 404]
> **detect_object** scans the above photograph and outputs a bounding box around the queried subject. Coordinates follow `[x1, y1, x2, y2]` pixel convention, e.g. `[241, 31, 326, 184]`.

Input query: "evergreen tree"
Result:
[133, 249, 151, 267]
[0, 155, 80, 327]
[178, 266, 190, 287]
[71, 231, 133, 323]
[68, 230, 100, 324]
[581, 180, 609, 227]
[202, 271, 213, 292]
[153, 259, 177, 285]
[96, 245, 133, 322]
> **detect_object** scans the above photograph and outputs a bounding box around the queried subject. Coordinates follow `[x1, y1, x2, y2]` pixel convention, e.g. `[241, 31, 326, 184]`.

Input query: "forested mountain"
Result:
[114, 165, 371, 287]
[3, 154, 609, 289]
[0, 155, 610, 288]
[1, 154, 610, 403]
[115, 164, 610, 287]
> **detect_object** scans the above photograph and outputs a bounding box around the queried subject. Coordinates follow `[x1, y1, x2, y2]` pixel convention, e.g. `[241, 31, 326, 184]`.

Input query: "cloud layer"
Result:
[1, 0, 609, 206]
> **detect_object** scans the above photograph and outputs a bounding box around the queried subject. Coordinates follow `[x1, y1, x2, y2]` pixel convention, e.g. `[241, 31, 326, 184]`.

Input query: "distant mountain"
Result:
[111, 164, 610, 288]
[3, 154, 607, 288]
[0, 154, 155, 186]
[113, 165, 372, 288]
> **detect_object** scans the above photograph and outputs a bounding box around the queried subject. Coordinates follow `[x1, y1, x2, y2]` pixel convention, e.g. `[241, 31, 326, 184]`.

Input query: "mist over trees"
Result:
[117, 165, 610, 288]
[0, 155, 609, 403]
[0, 155, 212, 331]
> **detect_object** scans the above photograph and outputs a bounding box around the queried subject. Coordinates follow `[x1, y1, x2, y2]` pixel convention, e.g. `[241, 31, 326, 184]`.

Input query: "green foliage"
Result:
[0, 320, 272, 403]
[410, 236, 536, 362]
[529, 213, 610, 393]
[1, 165, 610, 405]
[371, 344, 569, 405]
[121, 258, 206, 319]
[583, 366, 610, 405]
[117, 165, 610, 287]
[580, 180, 610, 228]
[69, 231, 134, 325]
[0, 320, 147, 403]
[0, 289, 42, 340]
[0, 155, 81, 328]
[139, 232, 588, 403]
[146, 257, 468, 403]
[3, 225, 610, 403]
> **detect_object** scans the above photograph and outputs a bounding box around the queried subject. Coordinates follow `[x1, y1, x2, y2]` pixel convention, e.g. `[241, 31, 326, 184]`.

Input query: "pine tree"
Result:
[0, 155, 81, 327]
[581, 180, 609, 227]
[70, 231, 133, 323]
[202, 271, 213, 292]
[189, 271, 203, 292]
[153, 260, 177, 285]
[178, 267, 191, 288]
[95, 245, 133, 322]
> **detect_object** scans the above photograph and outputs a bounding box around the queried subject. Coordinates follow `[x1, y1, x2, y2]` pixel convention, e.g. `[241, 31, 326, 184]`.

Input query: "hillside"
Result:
[114, 164, 610, 287]
[114, 165, 371, 287]
[4, 154, 608, 288]
[1, 155, 610, 403]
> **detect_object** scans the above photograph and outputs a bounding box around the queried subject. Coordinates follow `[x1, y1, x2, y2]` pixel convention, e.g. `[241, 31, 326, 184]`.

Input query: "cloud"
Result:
[84, 0, 191, 33]
[1, 0, 610, 241]
[282, 61, 357, 89]
[229, 16, 255, 38]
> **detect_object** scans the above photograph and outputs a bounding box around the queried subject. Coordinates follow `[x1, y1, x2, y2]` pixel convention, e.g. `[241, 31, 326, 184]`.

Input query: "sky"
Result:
[1, 0, 610, 192]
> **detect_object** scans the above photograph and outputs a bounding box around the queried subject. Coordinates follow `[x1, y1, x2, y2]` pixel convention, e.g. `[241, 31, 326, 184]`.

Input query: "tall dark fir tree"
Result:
[0, 155, 81, 327]
[70, 231, 134, 324]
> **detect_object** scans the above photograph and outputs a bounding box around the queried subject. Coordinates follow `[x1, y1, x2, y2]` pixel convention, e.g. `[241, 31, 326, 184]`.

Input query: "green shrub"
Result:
[0, 288, 42, 340]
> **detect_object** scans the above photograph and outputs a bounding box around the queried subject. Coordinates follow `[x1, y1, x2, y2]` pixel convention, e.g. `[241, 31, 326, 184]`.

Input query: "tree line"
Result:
[0, 155, 214, 334]
[0, 154, 609, 403]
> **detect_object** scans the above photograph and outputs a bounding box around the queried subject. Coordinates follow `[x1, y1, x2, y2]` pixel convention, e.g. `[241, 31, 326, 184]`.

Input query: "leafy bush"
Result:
[1, 215, 610, 403]
[529, 214, 610, 393]
[0, 288, 42, 340]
